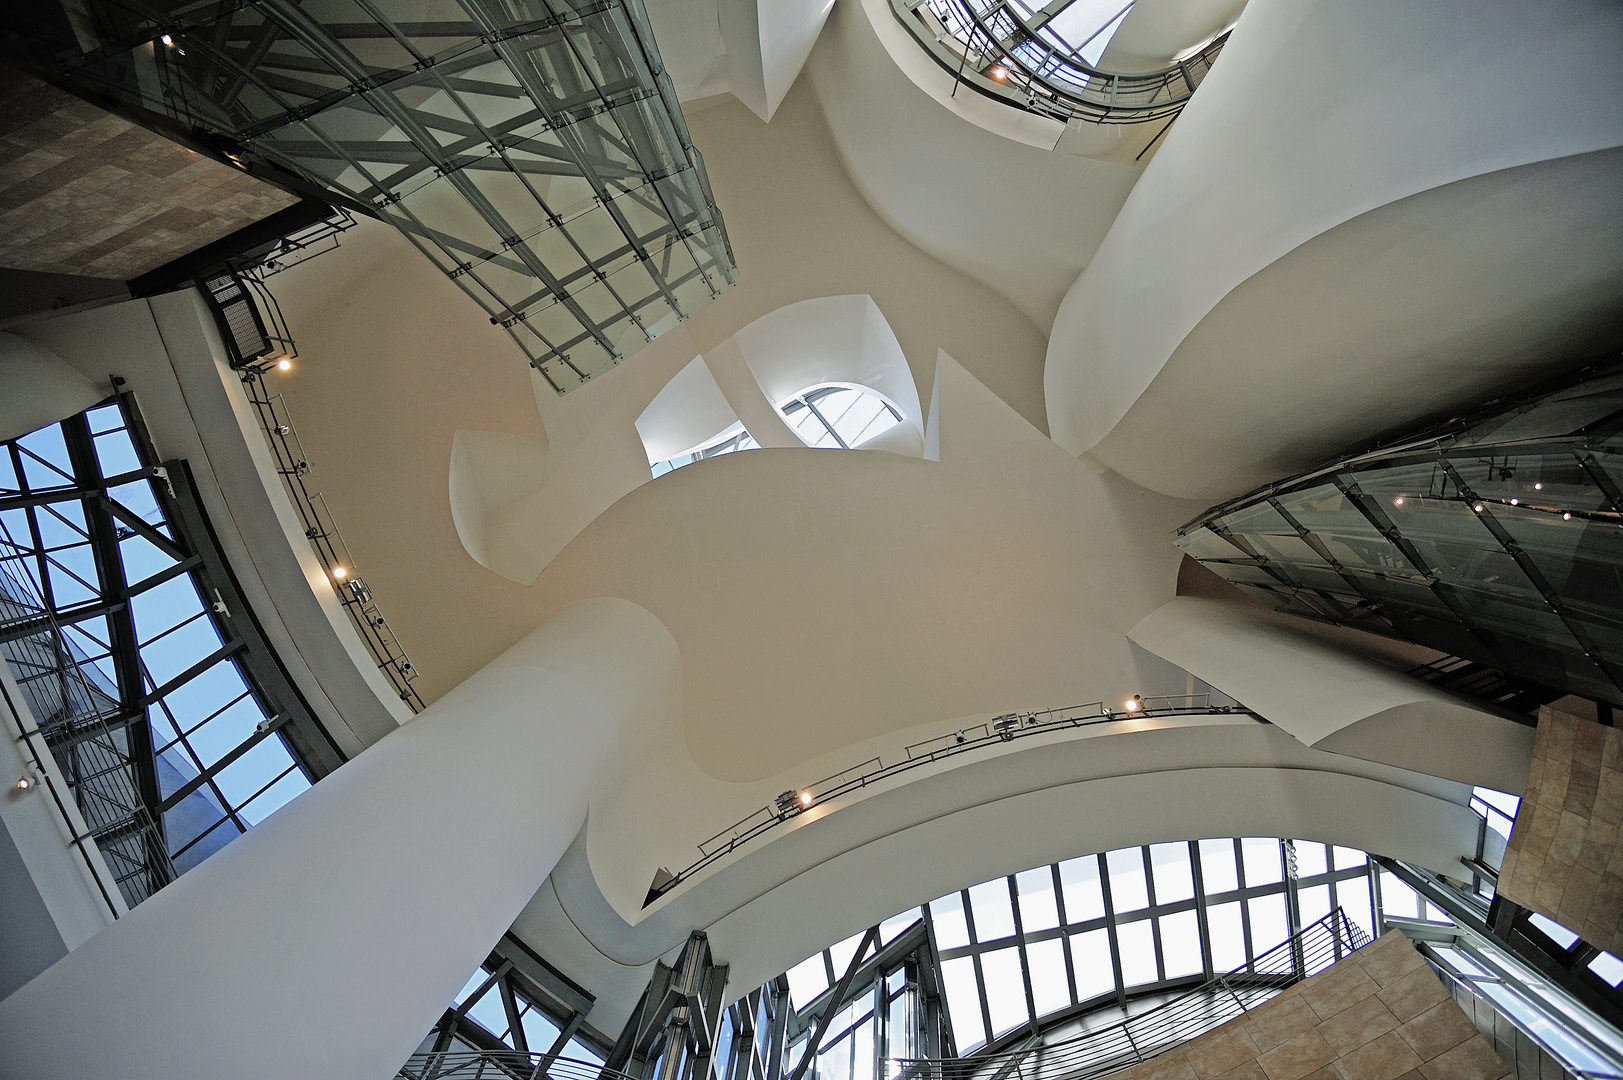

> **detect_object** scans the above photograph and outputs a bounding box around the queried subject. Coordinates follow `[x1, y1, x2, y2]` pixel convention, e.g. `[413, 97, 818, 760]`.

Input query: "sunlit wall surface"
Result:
[0, 403, 325, 891]
[788, 839, 1395, 1057]
[1178, 364, 1623, 705]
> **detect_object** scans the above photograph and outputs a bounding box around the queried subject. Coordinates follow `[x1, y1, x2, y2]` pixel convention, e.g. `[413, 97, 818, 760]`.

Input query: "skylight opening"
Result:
[1043, 0, 1132, 65]
[779, 384, 904, 450]
[649, 422, 760, 479]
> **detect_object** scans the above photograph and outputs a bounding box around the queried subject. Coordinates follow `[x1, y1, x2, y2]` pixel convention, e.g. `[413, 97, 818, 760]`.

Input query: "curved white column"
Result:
[1044, 0, 1623, 495]
[0, 598, 674, 1080]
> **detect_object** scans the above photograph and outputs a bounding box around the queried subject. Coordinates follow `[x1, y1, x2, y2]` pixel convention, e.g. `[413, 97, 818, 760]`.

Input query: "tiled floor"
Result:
[0, 68, 297, 280]
[1115, 933, 1509, 1080]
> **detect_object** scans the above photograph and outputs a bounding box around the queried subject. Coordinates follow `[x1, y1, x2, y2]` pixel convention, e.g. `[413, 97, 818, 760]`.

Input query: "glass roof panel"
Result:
[1106, 847, 1149, 913]
[968, 879, 1016, 943]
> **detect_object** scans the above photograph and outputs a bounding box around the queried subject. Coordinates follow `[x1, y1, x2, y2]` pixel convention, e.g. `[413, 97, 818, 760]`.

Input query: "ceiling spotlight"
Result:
[276, 358, 291, 371]
[1564, 513, 1573, 521]
[1393, 497, 1404, 506]
[798, 790, 814, 807]
[1535, 483, 1544, 490]
[16, 776, 35, 791]
[331, 566, 348, 580]
[1510, 498, 1518, 505]
[160, 33, 173, 45]
[989, 65, 1007, 80]
[1124, 694, 1144, 713]
[1472, 503, 1484, 513]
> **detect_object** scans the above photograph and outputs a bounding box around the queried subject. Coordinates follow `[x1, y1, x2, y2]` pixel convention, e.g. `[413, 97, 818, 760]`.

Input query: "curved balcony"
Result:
[890, 0, 1230, 125]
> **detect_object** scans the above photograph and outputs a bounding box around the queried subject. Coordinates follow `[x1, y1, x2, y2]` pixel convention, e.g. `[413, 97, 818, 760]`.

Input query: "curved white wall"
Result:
[1044, 0, 1623, 489]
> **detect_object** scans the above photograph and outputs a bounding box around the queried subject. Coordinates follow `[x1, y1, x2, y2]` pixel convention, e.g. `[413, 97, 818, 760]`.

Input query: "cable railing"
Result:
[892, 0, 1229, 125]
[648, 694, 1255, 905]
[891, 908, 1371, 1080]
[398, 1051, 639, 1080]
[0, 537, 175, 912]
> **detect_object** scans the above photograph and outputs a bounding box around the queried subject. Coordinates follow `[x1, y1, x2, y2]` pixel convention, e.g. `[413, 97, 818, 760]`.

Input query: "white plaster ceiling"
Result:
[644, 0, 835, 120]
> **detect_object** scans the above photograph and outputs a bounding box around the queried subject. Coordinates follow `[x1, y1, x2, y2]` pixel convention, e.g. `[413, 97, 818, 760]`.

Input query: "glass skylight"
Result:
[779, 386, 904, 450]
[650, 423, 761, 479]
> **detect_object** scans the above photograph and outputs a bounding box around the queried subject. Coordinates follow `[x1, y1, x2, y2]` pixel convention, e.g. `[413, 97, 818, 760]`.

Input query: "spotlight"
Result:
[331, 566, 348, 580]
[989, 65, 1007, 80]
[1393, 497, 1404, 506]
[1472, 503, 1484, 513]
[775, 789, 814, 814]
[1535, 483, 1543, 490]
[16, 775, 35, 791]
[277, 358, 291, 371]
[1510, 499, 1519, 506]
[798, 790, 814, 807]
[160, 33, 173, 45]
[1564, 513, 1573, 521]
[1124, 694, 1144, 713]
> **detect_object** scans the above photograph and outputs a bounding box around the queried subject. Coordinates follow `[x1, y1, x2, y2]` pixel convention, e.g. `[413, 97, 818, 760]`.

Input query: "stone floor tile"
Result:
[1377, 969, 1448, 1024]
[1394, 1002, 1476, 1061]
[1317, 997, 1399, 1056]
[1336, 1032, 1424, 1080]
[1417, 1036, 1509, 1080]
[1258, 1030, 1337, 1080]
[1302, 966, 1381, 1022]
[1246, 995, 1321, 1053]
[1356, 938, 1428, 989]
[1186, 1024, 1261, 1080]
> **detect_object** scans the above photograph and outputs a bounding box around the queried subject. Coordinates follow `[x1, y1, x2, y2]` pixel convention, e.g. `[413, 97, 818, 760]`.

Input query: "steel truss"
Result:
[0, 393, 343, 906]
[5, 0, 736, 393]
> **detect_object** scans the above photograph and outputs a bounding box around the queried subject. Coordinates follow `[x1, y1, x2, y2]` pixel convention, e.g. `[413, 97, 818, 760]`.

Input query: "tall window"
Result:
[651, 423, 761, 478]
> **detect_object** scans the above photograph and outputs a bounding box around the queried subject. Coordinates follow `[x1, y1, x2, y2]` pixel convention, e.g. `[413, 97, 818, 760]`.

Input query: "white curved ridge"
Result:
[1044, 0, 1623, 497]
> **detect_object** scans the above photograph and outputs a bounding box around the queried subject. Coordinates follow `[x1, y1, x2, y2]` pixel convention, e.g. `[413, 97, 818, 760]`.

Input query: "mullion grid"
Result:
[935, 839, 1376, 1051]
[0, 403, 321, 896]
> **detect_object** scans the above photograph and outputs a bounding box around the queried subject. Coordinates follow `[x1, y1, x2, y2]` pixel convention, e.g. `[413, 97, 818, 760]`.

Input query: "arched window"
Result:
[779, 385, 904, 450]
[650, 422, 760, 478]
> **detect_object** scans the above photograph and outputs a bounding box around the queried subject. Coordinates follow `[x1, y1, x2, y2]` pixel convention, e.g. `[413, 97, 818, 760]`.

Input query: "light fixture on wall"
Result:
[276, 358, 292, 371]
[775, 789, 814, 815]
[16, 775, 36, 791]
[331, 566, 348, 580]
[1123, 694, 1144, 712]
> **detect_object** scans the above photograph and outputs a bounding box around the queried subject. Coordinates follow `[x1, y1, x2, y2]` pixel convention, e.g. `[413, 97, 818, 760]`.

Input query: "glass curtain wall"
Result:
[786, 838, 1385, 1057]
[0, 401, 330, 892]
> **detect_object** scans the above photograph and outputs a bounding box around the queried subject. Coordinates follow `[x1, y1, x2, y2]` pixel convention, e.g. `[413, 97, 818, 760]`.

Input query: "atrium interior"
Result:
[0, 1, 1621, 1079]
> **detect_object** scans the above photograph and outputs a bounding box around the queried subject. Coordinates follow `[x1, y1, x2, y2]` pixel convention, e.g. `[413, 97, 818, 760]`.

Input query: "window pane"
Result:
[1059, 855, 1105, 922]
[1294, 841, 1329, 878]
[1017, 867, 1060, 931]
[211, 736, 297, 809]
[981, 947, 1028, 1037]
[1106, 847, 1149, 913]
[1248, 893, 1289, 954]
[881, 908, 923, 944]
[1069, 928, 1114, 1002]
[1026, 938, 1069, 1018]
[1241, 838, 1283, 887]
[939, 957, 984, 1051]
[829, 929, 870, 976]
[1298, 883, 1331, 930]
[852, 1017, 874, 1080]
[1338, 877, 1375, 940]
[1589, 951, 1623, 988]
[522, 1006, 560, 1052]
[1208, 901, 1246, 972]
[968, 879, 1016, 943]
[1159, 909, 1203, 979]
[1380, 870, 1419, 920]
[931, 891, 970, 949]
[466, 984, 511, 1042]
[1199, 839, 1239, 894]
[1334, 846, 1367, 870]
[821, 1034, 851, 1080]
[1528, 912, 1580, 949]
[1117, 919, 1157, 987]
[788, 953, 830, 1007]
[1150, 843, 1195, 904]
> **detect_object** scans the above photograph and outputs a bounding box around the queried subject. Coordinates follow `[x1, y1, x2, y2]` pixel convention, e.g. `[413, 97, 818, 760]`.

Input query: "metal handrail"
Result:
[889, 909, 1371, 1080]
[891, 0, 1229, 125]
[648, 695, 1256, 905]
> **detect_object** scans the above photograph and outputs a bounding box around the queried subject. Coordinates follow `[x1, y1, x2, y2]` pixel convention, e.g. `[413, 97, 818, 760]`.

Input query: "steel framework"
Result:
[1177, 360, 1623, 708]
[891, 0, 1227, 127]
[0, 394, 343, 904]
[4, 0, 736, 393]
